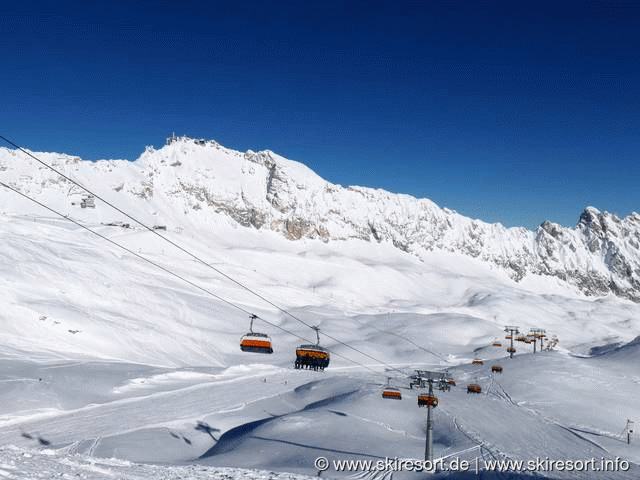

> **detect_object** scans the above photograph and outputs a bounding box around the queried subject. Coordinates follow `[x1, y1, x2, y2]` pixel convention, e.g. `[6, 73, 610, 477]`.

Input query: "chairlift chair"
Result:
[418, 393, 438, 407]
[467, 383, 482, 394]
[382, 378, 402, 399]
[294, 326, 330, 371]
[240, 315, 273, 354]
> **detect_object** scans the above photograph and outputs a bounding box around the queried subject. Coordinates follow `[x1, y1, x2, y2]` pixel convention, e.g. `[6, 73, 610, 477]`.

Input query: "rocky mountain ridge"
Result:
[1, 136, 638, 301]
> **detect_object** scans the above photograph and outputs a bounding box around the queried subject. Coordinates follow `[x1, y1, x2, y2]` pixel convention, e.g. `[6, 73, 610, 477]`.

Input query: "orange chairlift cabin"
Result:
[467, 383, 482, 394]
[382, 377, 402, 400]
[506, 346, 516, 354]
[472, 358, 484, 365]
[294, 326, 330, 371]
[492, 339, 502, 347]
[491, 364, 503, 373]
[418, 393, 438, 407]
[240, 314, 273, 354]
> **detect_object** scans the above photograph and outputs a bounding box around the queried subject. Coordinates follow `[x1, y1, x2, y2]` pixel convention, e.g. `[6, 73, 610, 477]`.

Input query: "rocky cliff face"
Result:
[2, 137, 639, 301]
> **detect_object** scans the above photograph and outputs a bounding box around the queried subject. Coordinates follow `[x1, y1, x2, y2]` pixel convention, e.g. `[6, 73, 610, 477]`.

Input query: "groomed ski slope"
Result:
[0, 349, 638, 479]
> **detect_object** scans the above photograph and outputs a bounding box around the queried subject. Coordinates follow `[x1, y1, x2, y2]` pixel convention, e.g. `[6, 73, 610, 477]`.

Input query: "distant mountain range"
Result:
[2, 136, 638, 301]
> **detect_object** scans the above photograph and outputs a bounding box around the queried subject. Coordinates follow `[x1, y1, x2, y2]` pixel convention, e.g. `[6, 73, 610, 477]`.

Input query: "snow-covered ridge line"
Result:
[1, 137, 638, 301]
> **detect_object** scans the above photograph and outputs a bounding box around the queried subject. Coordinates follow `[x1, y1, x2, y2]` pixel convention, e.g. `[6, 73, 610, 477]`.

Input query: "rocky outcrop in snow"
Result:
[1, 137, 639, 301]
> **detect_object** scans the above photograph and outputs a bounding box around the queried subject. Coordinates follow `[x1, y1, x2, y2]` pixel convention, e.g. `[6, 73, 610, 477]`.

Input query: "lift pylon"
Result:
[625, 420, 634, 445]
[504, 326, 520, 359]
[412, 370, 448, 463]
[529, 328, 546, 354]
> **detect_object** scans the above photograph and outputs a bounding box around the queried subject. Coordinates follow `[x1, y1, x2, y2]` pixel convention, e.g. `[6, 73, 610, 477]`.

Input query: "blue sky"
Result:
[2, 0, 639, 228]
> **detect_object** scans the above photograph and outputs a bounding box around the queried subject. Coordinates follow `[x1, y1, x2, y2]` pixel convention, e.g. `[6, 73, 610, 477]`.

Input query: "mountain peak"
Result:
[0, 139, 638, 302]
[580, 205, 601, 219]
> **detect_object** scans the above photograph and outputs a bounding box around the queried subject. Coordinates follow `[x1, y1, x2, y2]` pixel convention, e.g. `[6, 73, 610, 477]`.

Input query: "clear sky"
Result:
[2, 0, 639, 229]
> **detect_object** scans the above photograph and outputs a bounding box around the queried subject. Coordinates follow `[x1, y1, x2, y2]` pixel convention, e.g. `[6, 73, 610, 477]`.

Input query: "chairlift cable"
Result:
[367, 319, 448, 363]
[0, 135, 407, 376]
[0, 180, 389, 376]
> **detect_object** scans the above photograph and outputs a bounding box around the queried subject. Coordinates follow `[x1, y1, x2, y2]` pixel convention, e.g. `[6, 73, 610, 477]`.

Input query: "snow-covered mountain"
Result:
[2, 137, 640, 479]
[1, 136, 638, 301]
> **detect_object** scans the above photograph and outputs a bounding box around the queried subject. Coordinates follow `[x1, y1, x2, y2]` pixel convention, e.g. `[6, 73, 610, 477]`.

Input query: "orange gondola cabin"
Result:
[491, 365, 503, 373]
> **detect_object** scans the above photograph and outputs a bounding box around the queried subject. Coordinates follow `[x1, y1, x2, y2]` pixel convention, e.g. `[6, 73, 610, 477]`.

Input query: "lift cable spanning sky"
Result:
[0, 135, 428, 376]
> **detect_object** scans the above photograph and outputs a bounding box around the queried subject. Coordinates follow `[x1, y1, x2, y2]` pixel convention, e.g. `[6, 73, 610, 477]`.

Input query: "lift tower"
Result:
[414, 370, 448, 463]
[504, 326, 520, 359]
[529, 328, 546, 354]
[625, 420, 634, 445]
